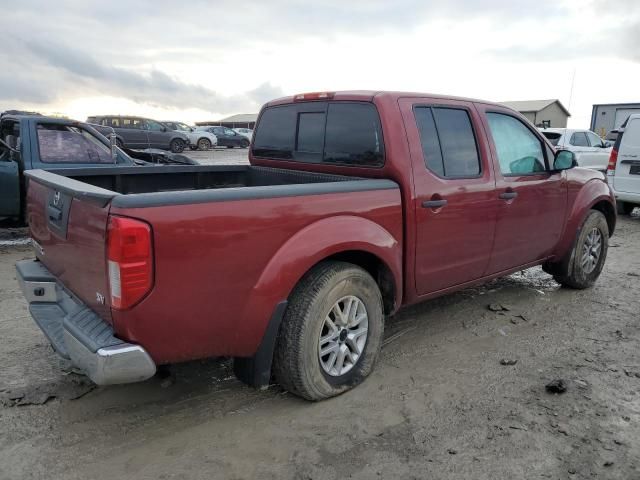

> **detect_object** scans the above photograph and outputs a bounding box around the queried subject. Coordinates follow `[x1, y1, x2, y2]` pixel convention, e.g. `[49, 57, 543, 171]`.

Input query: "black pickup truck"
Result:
[0, 113, 195, 225]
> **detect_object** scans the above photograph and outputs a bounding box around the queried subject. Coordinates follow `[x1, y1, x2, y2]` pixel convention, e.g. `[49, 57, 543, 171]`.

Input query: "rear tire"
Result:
[553, 210, 609, 289]
[240, 139, 250, 148]
[617, 201, 636, 215]
[170, 139, 185, 153]
[273, 261, 384, 401]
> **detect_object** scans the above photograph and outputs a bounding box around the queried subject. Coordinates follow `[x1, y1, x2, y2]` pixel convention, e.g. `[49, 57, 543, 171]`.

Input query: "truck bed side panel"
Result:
[111, 187, 402, 364]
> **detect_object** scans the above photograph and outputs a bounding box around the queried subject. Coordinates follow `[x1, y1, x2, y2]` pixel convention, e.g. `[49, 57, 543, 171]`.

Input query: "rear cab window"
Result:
[252, 101, 384, 167]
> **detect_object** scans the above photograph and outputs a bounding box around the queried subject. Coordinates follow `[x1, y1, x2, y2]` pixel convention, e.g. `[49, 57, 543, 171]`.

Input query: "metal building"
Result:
[195, 113, 258, 129]
[590, 103, 640, 137]
[501, 99, 571, 128]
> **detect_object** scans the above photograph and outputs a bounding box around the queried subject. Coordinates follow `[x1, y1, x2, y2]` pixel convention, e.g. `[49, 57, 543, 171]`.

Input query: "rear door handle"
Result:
[499, 191, 518, 200]
[422, 199, 448, 208]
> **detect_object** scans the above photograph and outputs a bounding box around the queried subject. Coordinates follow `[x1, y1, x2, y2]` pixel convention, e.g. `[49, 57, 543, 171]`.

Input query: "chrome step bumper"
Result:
[16, 259, 156, 385]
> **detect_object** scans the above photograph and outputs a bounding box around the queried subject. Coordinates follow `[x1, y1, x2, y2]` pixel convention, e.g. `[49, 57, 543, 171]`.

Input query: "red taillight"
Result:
[607, 148, 619, 176]
[293, 91, 335, 101]
[107, 216, 153, 310]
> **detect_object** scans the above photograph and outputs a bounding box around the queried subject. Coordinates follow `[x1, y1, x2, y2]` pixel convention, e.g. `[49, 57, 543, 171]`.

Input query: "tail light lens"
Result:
[607, 148, 618, 176]
[107, 216, 153, 310]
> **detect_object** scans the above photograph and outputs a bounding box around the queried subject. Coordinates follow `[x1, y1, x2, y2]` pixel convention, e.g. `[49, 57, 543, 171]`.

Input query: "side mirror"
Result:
[553, 149, 577, 171]
[161, 126, 167, 132]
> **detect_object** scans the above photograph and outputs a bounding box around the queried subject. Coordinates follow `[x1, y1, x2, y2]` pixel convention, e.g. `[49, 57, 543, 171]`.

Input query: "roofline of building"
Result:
[501, 99, 571, 117]
[591, 102, 640, 107]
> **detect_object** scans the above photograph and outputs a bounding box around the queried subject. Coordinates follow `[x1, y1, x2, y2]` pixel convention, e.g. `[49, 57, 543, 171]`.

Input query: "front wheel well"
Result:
[321, 250, 397, 315]
[591, 200, 616, 236]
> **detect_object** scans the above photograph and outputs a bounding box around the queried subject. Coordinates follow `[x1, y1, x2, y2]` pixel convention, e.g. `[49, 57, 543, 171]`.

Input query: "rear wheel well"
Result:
[591, 200, 616, 236]
[321, 251, 397, 315]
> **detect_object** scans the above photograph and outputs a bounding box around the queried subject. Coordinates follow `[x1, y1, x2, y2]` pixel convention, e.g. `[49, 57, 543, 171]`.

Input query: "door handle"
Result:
[499, 191, 518, 200]
[422, 199, 448, 209]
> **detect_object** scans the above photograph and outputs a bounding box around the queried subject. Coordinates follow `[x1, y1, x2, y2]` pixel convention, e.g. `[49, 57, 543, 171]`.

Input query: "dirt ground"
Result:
[0, 215, 639, 480]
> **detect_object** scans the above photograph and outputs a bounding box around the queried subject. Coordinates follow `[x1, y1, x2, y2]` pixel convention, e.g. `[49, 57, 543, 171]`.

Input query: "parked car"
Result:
[539, 128, 611, 171]
[87, 115, 190, 153]
[162, 121, 217, 150]
[233, 127, 254, 140]
[196, 125, 250, 148]
[17, 91, 615, 401]
[607, 113, 640, 215]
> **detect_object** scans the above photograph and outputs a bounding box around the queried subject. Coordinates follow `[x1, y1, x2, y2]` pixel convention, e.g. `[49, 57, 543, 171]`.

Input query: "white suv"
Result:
[608, 114, 640, 215]
[539, 128, 611, 171]
[162, 121, 218, 150]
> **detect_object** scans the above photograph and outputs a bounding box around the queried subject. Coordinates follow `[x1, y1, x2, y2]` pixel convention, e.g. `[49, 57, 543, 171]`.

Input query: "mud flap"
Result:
[233, 301, 288, 389]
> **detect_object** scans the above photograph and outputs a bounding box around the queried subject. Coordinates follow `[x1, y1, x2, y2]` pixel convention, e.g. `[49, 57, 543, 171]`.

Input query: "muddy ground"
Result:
[0, 215, 639, 480]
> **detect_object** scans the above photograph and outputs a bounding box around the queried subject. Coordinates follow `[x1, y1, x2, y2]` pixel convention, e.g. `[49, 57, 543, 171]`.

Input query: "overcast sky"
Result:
[1, 0, 639, 127]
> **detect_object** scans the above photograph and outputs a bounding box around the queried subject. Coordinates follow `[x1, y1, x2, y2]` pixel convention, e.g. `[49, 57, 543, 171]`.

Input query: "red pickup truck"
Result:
[16, 91, 616, 400]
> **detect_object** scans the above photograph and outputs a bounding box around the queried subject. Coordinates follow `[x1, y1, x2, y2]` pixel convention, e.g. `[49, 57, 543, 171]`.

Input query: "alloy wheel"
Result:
[318, 295, 369, 377]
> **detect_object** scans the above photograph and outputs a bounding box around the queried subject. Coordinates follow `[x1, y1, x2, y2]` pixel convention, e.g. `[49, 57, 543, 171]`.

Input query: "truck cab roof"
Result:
[264, 90, 494, 108]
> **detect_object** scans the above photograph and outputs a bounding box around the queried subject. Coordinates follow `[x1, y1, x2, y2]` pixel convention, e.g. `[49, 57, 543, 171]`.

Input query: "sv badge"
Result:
[96, 292, 105, 305]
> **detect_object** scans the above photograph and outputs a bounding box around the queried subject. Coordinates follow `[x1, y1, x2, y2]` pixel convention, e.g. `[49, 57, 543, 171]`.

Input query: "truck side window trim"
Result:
[485, 111, 551, 176]
[412, 104, 483, 180]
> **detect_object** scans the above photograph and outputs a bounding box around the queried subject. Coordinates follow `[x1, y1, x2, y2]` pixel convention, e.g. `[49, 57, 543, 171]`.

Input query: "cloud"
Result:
[0, 0, 638, 117]
[3, 36, 282, 114]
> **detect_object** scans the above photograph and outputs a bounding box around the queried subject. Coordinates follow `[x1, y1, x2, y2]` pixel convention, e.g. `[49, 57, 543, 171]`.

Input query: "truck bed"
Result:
[24, 165, 402, 364]
[41, 164, 371, 193]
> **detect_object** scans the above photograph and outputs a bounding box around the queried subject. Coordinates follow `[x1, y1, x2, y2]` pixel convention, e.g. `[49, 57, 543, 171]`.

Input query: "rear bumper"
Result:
[16, 259, 156, 385]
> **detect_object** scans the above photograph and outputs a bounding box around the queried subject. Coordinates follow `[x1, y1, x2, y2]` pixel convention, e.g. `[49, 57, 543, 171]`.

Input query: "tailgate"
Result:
[25, 170, 117, 324]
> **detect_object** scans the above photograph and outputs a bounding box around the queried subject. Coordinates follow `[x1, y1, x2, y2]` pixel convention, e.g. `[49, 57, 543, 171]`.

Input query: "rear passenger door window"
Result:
[414, 106, 481, 178]
[570, 132, 589, 147]
[486, 113, 546, 175]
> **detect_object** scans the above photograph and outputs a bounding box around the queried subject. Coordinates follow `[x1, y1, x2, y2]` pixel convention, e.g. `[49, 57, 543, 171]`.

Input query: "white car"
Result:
[162, 121, 217, 150]
[607, 114, 640, 215]
[539, 128, 611, 171]
[233, 128, 253, 140]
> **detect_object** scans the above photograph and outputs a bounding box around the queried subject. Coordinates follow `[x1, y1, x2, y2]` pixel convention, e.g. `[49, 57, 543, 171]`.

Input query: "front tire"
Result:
[273, 261, 384, 401]
[553, 210, 609, 289]
[170, 139, 185, 153]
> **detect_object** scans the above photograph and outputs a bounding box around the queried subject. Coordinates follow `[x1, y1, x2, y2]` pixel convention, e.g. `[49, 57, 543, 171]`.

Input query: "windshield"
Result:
[174, 122, 192, 132]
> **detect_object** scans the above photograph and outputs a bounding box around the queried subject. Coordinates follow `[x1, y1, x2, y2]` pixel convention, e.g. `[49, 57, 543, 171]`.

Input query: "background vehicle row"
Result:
[539, 127, 611, 171]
